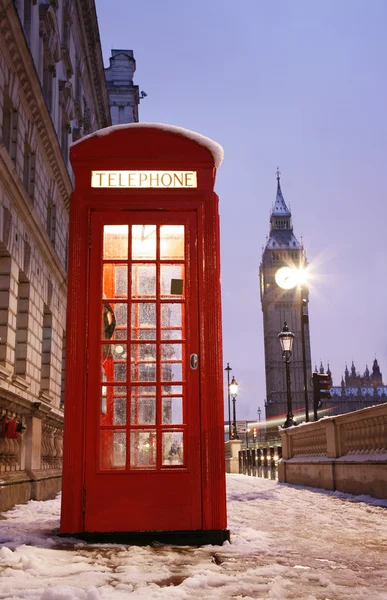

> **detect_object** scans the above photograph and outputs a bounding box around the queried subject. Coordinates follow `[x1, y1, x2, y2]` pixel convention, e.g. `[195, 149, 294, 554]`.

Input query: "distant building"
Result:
[260, 172, 312, 422]
[0, 0, 110, 511]
[321, 359, 386, 415]
[104, 50, 141, 124]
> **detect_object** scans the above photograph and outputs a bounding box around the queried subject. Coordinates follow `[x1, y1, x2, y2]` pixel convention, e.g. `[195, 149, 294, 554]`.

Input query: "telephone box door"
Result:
[84, 210, 201, 532]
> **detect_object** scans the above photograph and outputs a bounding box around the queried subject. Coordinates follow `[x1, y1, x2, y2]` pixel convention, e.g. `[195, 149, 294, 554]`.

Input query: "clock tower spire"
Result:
[259, 172, 313, 428]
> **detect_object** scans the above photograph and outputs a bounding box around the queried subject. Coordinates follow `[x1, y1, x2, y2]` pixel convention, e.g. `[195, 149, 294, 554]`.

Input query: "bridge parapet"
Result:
[279, 403, 387, 499]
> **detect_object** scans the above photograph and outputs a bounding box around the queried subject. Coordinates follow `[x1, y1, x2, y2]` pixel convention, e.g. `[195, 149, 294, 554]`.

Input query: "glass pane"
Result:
[103, 264, 128, 298]
[131, 303, 156, 340]
[131, 343, 156, 361]
[132, 225, 156, 260]
[161, 362, 182, 382]
[162, 397, 183, 424]
[161, 304, 183, 340]
[161, 343, 183, 360]
[114, 396, 127, 425]
[111, 343, 127, 360]
[132, 329, 157, 341]
[103, 225, 128, 259]
[131, 363, 156, 382]
[161, 265, 185, 297]
[130, 431, 157, 469]
[100, 386, 127, 425]
[115, 265, 128, 296]
[131, 386, 156, 424]
[162, 385, 183, 395]
[162, 432, 184, 465]
[115, 304, 128, 326]
[115, 329, 127, 340]
[132, 265, 156, 299]
[102, 303, 127, 340]
[100, 430, 126, 470]
[102, 354, 126, 382]
[114, 362, 127, 382]
[160, 225, 184, 260]
[161, 304, 182, 327]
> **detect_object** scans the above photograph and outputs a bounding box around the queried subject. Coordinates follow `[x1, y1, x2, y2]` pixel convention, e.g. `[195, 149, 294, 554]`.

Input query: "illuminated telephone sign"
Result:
[91, 170, 197, 188]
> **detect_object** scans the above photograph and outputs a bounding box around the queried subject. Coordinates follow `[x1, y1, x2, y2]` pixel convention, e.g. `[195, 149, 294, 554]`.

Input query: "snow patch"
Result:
[71, 123, 224, 168]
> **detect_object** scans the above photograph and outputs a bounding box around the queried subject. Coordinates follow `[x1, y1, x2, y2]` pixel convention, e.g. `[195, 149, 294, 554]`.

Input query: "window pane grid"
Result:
[100, 223, 187, 471]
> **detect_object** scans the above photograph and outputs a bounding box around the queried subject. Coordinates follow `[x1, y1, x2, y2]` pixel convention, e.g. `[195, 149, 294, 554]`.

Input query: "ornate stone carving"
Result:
[39, 4, 61, 64]
[59, 80, 74, 122]
[41, 422, 63, 469]
[341, 415, 387, 455]
[291, 428, 327, 457]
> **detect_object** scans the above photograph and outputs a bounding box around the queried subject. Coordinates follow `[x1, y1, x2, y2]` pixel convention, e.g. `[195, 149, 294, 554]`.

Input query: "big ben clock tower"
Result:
[260, 171, 312, 423]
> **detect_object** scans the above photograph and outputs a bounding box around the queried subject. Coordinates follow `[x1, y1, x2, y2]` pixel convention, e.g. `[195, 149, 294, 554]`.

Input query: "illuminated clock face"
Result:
[275, 266, 298, 289]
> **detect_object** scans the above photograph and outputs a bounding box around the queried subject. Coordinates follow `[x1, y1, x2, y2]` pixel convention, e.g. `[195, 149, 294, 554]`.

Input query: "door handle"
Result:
[190, 353, 198, 370]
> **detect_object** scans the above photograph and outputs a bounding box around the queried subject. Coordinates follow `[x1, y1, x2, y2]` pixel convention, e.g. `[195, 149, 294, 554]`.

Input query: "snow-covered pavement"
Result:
[0, 474, 386, 600]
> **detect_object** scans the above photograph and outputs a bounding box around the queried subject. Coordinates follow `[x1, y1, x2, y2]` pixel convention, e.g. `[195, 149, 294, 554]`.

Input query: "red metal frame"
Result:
[60, 125, 227, 537]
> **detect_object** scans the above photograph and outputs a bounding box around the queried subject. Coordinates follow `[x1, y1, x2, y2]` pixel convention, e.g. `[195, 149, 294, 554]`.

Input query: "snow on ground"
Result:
[0, 475, 386, 600]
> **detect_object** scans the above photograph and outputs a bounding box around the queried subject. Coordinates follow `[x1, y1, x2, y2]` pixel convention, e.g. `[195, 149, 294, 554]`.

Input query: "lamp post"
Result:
[230, 376, 239, 439]
[225, 363, 232, 440]
[246, 427, 250, 448]
[257, 406, 261, 442]
[278, 322, 297, 428]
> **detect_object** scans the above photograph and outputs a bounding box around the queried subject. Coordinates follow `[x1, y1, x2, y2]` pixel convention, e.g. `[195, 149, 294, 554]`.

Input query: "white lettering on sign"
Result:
[91, 171, 197, 188]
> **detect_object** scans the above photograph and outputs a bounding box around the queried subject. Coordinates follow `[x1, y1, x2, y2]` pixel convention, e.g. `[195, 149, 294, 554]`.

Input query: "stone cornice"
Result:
[74, 0, 111, 129]
[0, 0, 73, 210]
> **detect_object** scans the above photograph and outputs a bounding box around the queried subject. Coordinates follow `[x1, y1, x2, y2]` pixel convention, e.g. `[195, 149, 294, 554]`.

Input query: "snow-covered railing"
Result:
[338, 411, 387, 455]
[279, 402, 387, 499]
[282, 403, 387, 460]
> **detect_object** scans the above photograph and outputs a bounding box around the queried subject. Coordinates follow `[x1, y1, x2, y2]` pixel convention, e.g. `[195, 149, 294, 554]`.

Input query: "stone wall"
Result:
[279, 403, 387, 499]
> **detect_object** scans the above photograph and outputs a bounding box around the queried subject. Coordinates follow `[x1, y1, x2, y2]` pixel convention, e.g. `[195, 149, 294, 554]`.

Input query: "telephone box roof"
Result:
[71, 122, 224, 168]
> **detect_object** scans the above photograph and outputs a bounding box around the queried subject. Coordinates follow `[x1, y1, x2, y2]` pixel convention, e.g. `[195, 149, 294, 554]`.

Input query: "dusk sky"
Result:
[95, 0, 387, 420]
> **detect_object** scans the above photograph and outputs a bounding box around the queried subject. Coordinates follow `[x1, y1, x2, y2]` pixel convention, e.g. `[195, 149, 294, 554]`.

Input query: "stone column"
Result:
[225, 439, 242, 474]
[24, 416, 41, 472]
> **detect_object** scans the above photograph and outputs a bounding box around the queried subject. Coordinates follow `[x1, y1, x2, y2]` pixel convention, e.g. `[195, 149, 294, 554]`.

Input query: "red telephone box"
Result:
[60, 124, 228, 544]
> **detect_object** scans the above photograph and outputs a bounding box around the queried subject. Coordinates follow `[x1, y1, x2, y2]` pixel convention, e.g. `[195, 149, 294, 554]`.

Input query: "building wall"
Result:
[104, 49, 140, 124]
[0, 0, 110, 511]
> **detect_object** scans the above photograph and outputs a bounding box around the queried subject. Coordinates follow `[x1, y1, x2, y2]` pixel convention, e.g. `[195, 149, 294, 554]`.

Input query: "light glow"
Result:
[275, 265, 309, 290]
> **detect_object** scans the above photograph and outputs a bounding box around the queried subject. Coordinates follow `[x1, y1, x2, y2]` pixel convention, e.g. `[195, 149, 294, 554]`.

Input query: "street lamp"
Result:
[229, 375, 239, 439]
[246, 427, 250, 448]
[225, 363, 232, 440]
[257, 406, 261, 442]
[278, 322, 297, 428]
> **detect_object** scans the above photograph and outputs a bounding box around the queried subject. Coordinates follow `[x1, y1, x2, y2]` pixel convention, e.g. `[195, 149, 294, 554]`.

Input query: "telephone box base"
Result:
[60, 529, 230, 546]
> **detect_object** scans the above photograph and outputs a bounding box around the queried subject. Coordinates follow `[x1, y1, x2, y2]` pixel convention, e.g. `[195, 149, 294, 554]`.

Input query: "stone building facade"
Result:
[260, 173, 312, 423]
[104, 49, 141, 125]
[0, 0, 110, 511]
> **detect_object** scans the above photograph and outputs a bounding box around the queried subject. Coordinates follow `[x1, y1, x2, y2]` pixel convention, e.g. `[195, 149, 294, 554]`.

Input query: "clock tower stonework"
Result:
[259, 173, 312, 424]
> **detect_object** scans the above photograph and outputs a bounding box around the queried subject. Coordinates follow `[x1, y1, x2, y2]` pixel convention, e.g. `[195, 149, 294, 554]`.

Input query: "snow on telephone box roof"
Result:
[71, 122, 224, 168]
